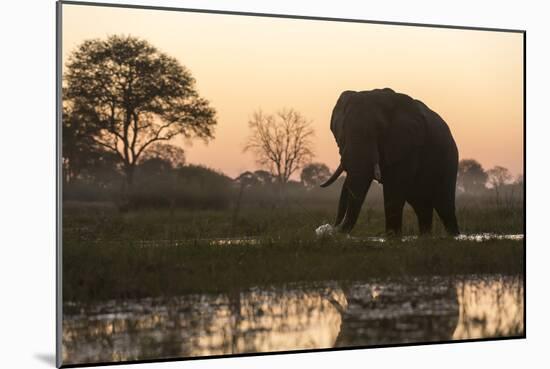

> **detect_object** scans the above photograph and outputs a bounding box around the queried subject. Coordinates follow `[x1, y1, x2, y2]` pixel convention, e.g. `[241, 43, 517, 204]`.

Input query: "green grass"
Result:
[63, 199, 524, 241]
[62, 203, 524, 302]
[63, 236, 524, 302]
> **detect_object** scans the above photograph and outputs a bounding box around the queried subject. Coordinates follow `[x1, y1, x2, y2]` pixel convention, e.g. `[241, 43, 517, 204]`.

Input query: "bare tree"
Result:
[244, 109, 314, 186]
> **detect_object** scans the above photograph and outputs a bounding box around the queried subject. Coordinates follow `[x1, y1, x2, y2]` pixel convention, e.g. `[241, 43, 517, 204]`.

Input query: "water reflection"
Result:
[334, 277, 460, 346]
[62, 275, 523, 366]
[452, 276, 524, 339]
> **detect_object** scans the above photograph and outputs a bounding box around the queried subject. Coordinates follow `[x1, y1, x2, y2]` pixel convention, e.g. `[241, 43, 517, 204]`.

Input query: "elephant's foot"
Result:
[384, 230, 402, 239]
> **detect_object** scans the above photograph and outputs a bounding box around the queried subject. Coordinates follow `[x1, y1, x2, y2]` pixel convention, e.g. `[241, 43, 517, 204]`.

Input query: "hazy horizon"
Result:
[62, 4, 524, 179]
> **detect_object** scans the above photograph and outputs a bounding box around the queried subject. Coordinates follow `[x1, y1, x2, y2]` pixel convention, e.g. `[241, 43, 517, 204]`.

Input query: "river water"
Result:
[62, 274, 524, 365]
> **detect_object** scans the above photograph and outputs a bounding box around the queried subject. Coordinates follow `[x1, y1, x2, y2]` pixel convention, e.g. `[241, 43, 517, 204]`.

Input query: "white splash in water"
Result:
[454, 233, 524, 242]
[135, 233, 524, 248]
[315, 223, 335, 237]
[359, 233, 524, 243]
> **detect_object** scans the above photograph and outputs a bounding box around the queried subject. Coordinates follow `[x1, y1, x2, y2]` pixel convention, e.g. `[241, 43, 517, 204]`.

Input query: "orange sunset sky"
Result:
[62, 4, 524, 178]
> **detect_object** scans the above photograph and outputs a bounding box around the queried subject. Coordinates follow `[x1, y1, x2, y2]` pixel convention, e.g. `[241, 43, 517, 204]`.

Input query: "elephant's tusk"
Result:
[374, 163, 382, 182]
[320, 163, 344, 187]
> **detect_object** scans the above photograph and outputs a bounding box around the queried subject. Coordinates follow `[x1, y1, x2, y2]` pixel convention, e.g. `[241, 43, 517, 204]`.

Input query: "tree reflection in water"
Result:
[452, 276, 524, 339]
[62, 275, 523, 366]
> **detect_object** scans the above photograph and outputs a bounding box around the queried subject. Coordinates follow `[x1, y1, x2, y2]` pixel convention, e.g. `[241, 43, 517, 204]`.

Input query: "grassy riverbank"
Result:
[63, 198, 524, 240]
[62, 204, 524, 302]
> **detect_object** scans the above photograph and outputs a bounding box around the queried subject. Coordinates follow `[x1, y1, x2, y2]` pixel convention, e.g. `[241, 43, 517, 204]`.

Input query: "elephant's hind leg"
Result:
[384, 196, 406, 235]
[434, 170, 460, 236]
[411, 204, 433, 235]
[382, 172, 408, 236]
[434, 201, 459, 236]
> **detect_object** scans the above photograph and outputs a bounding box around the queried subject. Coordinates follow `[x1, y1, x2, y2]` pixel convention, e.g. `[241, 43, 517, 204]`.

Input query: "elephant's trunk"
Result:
[334, 177, 350, 226]
[338, 175, 372, 233]
[320, 163, 344, 188]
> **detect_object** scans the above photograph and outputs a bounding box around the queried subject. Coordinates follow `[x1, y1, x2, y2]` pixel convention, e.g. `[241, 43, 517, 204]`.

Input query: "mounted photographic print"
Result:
[56, 1, 525, 367]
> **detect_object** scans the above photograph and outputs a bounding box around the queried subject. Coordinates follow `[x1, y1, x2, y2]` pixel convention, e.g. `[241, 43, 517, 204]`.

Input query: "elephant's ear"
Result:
[382, 101, 426, 166]
[331, 91, 356, 153]
[340, 99, 375, 176]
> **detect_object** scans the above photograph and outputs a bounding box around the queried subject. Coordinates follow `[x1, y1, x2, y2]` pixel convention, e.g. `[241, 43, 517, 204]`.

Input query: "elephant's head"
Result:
[320, 88, 424, 233]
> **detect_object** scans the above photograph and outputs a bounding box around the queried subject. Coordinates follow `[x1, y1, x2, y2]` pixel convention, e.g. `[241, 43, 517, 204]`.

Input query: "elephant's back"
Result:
[414, 99, 459, 166]
[361, 89, 423, 118]
[414, 100, 454, 138]
[354, 88, 458, 154]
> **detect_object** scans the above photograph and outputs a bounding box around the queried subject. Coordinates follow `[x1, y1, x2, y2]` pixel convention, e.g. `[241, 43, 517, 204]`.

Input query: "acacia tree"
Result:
[139, 143, 186, 168]
[62, 103, 102, 183]
[457, 159, 488, 194]
[64, 35, 216, 188]
[244, 109, 314, 186]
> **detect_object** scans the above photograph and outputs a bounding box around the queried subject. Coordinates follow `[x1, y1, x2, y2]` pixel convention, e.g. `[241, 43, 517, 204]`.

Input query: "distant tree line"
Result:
[457, 159, 523, 206]
[63, 152, 343, 210]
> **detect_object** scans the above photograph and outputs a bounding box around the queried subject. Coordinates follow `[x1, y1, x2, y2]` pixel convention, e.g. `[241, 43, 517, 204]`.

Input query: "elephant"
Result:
[320, 88, 459, 235]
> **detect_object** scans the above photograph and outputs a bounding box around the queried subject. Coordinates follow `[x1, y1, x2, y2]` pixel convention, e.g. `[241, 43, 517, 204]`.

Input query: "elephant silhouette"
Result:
[321, 88, 459, 235]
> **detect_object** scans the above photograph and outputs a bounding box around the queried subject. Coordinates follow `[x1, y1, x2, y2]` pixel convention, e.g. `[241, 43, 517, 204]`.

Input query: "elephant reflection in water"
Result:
[200, 283, 460, 352]
[333, 277, 523, 347]
[62, 277, 522, 365]
[334, 280, 460, 347]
